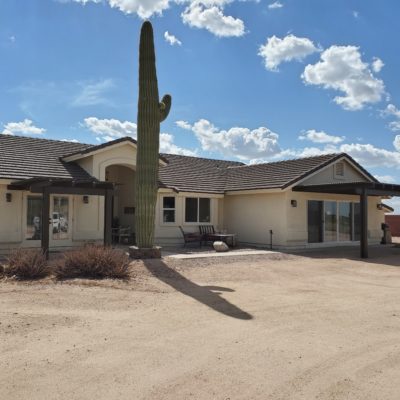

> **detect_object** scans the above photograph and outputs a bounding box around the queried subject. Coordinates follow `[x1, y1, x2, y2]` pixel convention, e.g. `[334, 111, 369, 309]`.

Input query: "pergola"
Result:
[293, 181, 400, 258]
[8, 177, 115, 258]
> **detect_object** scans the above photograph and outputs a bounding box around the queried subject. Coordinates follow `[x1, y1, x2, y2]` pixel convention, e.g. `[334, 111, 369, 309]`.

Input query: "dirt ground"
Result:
[1, 245, 400, 400]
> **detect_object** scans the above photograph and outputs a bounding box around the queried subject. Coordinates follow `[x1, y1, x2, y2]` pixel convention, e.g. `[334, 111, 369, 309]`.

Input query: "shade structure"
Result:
[293, 182, 400, 258]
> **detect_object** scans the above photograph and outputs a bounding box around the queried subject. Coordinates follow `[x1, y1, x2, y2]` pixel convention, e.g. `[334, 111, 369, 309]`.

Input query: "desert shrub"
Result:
[55, 246, 130, 280]
[4, 248, 49, 280]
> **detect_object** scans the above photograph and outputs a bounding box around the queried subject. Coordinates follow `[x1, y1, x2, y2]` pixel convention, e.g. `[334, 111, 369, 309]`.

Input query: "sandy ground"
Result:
[1, 245, 400, 400]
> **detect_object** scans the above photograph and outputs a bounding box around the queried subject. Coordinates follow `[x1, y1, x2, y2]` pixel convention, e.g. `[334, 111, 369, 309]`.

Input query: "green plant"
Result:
[55, 246, 130, 280]
[135, 21, 171, 249]
[4, 248, 49, 280]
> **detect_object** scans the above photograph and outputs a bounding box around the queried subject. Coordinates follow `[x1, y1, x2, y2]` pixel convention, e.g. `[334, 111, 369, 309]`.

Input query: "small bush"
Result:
[4, 248, 49, 280]
[55, 246, 130, 280]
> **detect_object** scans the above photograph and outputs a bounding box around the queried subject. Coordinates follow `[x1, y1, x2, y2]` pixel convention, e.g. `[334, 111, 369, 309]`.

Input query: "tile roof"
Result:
[159, 154, 243, 193]
[0, 135, 93, 180]
[224, 153, 366, 191]
[0, 135, 377, 193]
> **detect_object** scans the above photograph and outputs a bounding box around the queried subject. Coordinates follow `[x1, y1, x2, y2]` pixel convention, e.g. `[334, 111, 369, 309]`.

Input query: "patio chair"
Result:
[199, 225, 217, 245]
[179, 226, 202, 247]
[112, 226, 133, 244]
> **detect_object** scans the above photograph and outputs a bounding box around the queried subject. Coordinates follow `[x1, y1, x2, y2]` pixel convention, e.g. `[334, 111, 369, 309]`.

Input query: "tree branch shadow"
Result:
[143, 259, 253, 320]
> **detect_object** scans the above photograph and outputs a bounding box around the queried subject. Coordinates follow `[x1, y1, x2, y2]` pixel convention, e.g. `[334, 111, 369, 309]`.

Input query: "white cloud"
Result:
[175, 120, 192, 130]
[108, 0, 170, 19]
[371, 57, 384, 73]
[181, 1, 245, 37]
[182, 118, 281, 161]
[61, 138, 80, 143]
[159, 133, 196, 156]
[83, 117, 195, 155]
[339, 143, 400, 168]
[258, 34, 319, 71]
[164, 31, 182, 46]
[374, 174, 395, 183]
[302, 45, 385, 110]
[72, 79, 115, 107]
[268, 1, 283, 9]
[84, 117, 137, 139]
[1, 119, 46, 136]
[394, 135, 400, 152]
[299, 129, 345, 144]
[62, 0, 170, 19]
[383, 104, 400, 132]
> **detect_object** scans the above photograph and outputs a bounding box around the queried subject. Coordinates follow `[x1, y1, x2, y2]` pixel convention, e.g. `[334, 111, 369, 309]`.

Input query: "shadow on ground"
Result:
[143, 259, 253, 320]
[288, 244, 400, 267]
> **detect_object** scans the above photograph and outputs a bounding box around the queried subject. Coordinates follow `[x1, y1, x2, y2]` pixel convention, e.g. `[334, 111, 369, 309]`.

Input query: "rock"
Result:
[129, 246, 162, 259]
[213, 241, 229, 252]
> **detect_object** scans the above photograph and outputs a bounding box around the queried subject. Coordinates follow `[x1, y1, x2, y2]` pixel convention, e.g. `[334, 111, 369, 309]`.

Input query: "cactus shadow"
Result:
[143, 259, 253, 320]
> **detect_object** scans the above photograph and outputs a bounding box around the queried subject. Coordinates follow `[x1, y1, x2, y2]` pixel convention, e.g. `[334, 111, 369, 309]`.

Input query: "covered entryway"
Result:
[294, 182, 400, 258]
[8, 178, 114, 258]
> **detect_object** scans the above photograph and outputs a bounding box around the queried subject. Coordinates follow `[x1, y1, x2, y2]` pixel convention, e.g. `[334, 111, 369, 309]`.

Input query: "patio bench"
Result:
[199, 225, 218, 245]
[179, 226, 202, 247]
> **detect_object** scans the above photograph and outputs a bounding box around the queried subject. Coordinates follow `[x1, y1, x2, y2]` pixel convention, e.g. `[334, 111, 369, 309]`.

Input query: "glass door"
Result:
[307, 200, 323, 243]
[51, 196, 71, 241]
[338, 202, 352, 241]
[324, 201, 337, 242]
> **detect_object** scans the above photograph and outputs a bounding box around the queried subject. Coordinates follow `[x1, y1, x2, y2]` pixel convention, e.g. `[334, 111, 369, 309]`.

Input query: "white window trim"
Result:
[183, 197, 212, 225]
[160, 195, 177, 226]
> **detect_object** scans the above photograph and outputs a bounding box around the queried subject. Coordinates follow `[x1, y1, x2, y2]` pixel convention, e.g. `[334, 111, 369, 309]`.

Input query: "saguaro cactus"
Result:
[135, 21, 171, 249]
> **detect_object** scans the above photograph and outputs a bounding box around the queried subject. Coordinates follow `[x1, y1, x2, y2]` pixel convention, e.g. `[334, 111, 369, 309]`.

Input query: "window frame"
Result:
[161, 195, 177, 225]
[184, 197, 212, 224]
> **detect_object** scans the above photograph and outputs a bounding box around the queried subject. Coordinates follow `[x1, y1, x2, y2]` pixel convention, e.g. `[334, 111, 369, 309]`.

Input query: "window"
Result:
[52, 197, 69, 240]
[334, 162, 345, 178]
[185, 197, 211, 223]
[26, 196, 42, 240]
[162, 196, 175, 223]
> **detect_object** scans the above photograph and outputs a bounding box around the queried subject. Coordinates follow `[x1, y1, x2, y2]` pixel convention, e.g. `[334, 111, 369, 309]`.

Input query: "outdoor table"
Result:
[212, 233, 237, 247]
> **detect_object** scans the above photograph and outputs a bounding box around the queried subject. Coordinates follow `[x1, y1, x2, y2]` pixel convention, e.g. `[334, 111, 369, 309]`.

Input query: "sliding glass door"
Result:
[324, 201, 337, 242]
[338, 202, 352, 241]
[307, 201, 323, 243]
[308, 200, 360, 243]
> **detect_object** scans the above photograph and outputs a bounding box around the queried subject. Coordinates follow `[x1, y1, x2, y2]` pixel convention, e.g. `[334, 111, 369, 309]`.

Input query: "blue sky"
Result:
[2, 1, 400, 195]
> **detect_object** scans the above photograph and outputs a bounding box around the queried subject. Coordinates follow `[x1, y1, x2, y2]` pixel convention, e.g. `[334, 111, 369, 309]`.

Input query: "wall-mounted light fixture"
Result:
[6, 193, 12, 203]
[83, 195, 89, 204]
[291, 199, 297, 207]
[377, 203, 383, 210]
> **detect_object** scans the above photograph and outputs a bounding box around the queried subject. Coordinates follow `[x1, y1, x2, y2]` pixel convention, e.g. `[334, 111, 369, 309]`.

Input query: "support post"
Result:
[41, 187, 50, 259]
[360, 188, 368, 258]
[104, 189, 113, 247]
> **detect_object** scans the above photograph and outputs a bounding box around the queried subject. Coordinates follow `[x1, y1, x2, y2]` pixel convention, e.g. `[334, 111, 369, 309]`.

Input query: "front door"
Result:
[50, 196, 72, 246]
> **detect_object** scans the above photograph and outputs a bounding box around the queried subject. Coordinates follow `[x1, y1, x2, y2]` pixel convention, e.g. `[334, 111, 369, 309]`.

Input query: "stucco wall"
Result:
[0, 184, 23, 244]
[223, 192, 287, 247]
[154, 192, 221, 246]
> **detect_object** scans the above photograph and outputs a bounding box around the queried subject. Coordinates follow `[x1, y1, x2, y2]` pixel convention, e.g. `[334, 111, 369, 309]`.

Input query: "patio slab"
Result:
[163, 248, 278, 259]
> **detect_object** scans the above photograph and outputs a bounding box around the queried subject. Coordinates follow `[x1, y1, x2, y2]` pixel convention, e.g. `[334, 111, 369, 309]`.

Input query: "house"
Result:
[1, 134, 399, 257]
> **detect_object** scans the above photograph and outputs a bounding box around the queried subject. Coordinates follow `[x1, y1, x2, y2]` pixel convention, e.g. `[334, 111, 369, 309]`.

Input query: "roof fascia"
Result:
[225, 188, 285, 195]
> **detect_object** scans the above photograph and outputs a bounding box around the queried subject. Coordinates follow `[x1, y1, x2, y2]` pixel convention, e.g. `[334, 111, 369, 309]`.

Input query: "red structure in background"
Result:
[385, 215, 400, 237]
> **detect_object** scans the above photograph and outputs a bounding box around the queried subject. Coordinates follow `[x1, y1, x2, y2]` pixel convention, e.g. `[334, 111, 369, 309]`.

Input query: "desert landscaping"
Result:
[1, 245, 400, 400]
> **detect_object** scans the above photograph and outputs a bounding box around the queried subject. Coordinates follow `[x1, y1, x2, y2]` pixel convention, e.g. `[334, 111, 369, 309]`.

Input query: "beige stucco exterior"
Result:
[0, 146, 387, 251]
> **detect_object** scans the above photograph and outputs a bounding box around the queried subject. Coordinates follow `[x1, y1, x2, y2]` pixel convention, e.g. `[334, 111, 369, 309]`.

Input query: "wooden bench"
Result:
[179, 226, 202, 247]
[199, 225, 218, 245]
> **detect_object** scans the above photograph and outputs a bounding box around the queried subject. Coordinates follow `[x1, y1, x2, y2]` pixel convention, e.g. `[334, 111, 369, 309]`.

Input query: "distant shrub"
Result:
[4, 248, 49, 280]
[55, 246, 130, 280]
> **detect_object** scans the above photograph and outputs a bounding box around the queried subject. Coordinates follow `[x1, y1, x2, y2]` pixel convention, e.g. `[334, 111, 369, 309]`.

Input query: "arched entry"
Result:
[104, 164, 136, 243]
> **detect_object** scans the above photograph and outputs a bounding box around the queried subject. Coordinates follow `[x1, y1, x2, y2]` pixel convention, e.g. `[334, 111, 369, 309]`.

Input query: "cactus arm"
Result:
[159, 94, 172, 122]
